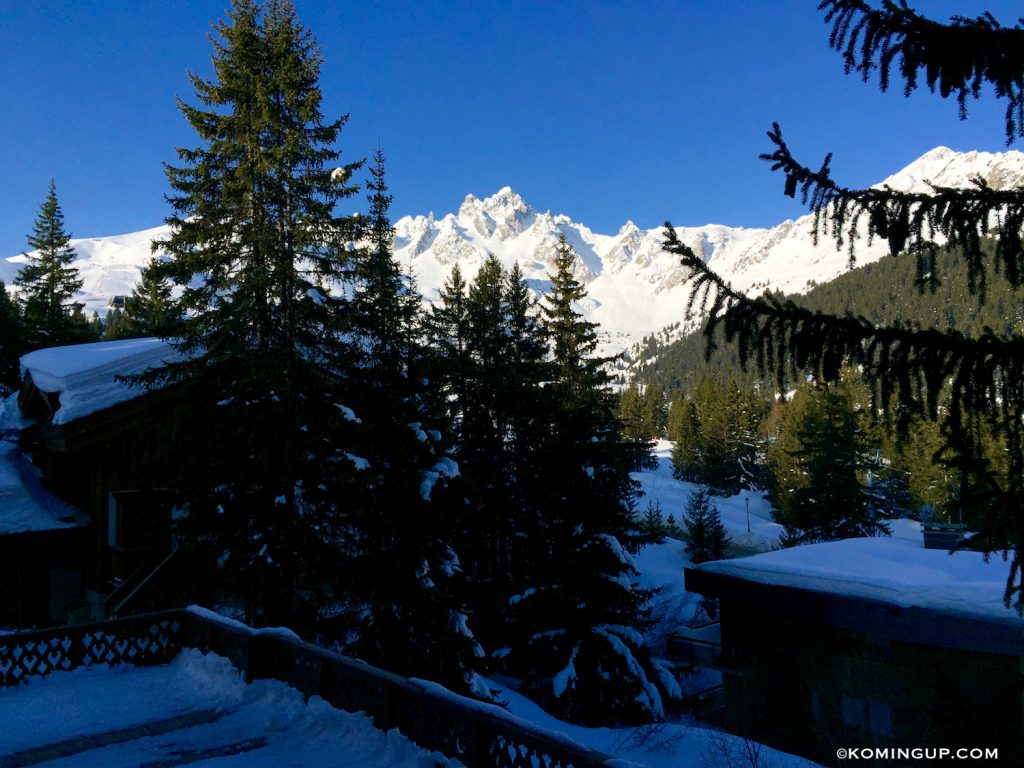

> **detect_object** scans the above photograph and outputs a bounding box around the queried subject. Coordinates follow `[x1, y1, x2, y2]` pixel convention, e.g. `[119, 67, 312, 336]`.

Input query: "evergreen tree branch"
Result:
[819, 0, 1024, 142]
[668, 223, 1024, 609]
[762, 122, 1024, 290]
[668, 224, 1024, 424]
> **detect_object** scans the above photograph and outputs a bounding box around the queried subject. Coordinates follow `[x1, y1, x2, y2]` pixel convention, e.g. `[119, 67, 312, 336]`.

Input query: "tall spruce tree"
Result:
[146, 0, 362, 633]
[506, 234, 678, 725]
[328, 149, 484, 694]
[428, 257, 552, 648]
[15, 180, 89, 348]
[665, 1, 1024, 609]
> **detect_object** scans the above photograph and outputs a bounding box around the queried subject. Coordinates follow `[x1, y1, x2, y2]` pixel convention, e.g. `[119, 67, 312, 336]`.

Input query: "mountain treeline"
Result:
[618, 242, 1017, 538]
[631, 240, 1021, 391]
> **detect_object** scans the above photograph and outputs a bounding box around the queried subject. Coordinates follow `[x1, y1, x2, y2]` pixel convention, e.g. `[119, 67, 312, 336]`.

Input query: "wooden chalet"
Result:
[684, 537, 1024, 765]
[0, 437, 89, 627]
[12, 338, 186, 625]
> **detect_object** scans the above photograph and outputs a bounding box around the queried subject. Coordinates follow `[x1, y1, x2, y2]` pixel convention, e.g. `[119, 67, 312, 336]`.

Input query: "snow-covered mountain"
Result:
[5, 146, 1024, 356]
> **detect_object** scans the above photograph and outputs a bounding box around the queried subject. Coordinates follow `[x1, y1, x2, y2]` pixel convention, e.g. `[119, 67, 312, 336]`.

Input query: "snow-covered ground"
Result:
[632, 440, 785, 553]
[0, 649, 458, 767]
[0, 645, 818, 768]
[486, 679, 817, 768]
[626, 439, 784, 671]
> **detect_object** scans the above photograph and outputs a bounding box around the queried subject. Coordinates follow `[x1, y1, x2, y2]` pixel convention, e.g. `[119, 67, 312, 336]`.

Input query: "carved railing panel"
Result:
[0, 613, 183, 686]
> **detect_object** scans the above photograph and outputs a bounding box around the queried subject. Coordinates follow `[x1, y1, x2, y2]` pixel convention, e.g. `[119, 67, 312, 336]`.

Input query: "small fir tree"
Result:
[682, 487, 730, 564]
[115, 258, 179, 339]
[639, 499, 668, 545]
[15, 180, 88, 348]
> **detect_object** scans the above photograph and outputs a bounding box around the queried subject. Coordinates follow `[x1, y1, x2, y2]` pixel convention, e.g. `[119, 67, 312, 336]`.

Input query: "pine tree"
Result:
[618, 382, 644, 438]
[15, 180, 88, 348]
[618, 382, 658, 469]
[697, 377, 755, 495]
[145, 0, 362, 634]
[506, 234, 679, 725]
[114, 258, 178, 339]
[668, 392, 702, 481]
[664, 1, 1024, 609]
[429, 257, 552, 648]
[769, 378, 887, 545]
[88, 312, 102, 340]
[103, 309, 125, 340]
[425, 264, 471, 425]
[682, 487, 730, 564]
[639, 499, 668, 545]
[326, 149, 484, 694]
[667, 377, 764, 493]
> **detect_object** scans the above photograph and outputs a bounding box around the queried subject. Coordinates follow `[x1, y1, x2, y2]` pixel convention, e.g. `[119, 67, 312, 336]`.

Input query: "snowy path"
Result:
[0, 651, 457, 768]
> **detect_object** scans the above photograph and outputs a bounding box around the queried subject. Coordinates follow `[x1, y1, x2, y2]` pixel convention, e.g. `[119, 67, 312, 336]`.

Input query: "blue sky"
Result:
[1, 1, 1019, 257]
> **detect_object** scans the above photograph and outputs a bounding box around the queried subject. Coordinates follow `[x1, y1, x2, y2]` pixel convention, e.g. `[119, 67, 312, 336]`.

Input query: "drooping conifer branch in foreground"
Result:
[666, 0, 1024, 611]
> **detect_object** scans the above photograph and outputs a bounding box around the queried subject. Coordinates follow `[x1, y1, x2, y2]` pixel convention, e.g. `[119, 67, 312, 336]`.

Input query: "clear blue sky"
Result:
[1, 1, 1019, 257]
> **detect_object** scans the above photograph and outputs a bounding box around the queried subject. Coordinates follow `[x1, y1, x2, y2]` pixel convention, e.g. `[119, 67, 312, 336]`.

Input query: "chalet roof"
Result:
[690, 537, 1023, 625]
[19, 338, 181, 425]
[0, 439, 86, 535]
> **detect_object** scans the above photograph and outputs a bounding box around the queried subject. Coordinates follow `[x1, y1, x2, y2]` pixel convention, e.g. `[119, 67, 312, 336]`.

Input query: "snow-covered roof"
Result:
[0, 440, 85, 535]
[694, 536, 1024, 625]
[20, 337, 181, 425]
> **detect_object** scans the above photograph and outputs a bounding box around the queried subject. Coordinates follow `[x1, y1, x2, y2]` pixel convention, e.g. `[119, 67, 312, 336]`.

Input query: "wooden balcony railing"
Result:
[0, 609, 618, 768]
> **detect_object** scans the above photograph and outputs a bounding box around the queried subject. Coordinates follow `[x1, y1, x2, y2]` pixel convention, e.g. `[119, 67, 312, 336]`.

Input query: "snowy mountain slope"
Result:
[5, 147, 1024, 354]
[0, 224, 170, 320]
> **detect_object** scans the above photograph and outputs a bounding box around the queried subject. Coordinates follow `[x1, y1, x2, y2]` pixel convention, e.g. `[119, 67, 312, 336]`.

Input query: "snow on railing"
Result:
[0, 608, 625, 768]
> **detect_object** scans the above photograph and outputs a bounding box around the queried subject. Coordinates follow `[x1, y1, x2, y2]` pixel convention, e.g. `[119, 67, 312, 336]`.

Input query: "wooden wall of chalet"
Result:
[716, 599, 1023, 765]
[22, 386, 183, 590]
[0, 527, 87, 627]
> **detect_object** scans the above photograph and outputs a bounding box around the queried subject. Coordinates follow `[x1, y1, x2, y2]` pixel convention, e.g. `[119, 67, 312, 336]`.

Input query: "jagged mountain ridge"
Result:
[4, 146, 1024, 355]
